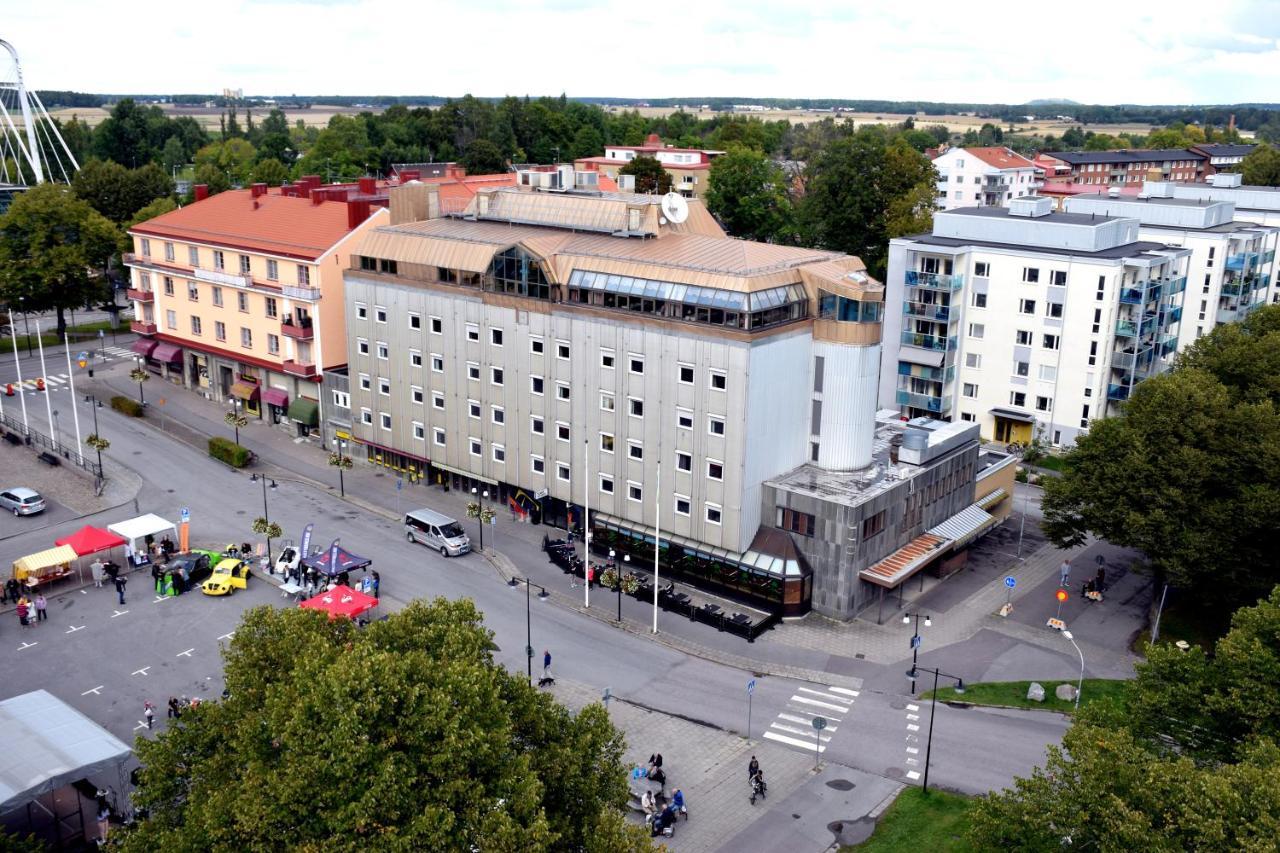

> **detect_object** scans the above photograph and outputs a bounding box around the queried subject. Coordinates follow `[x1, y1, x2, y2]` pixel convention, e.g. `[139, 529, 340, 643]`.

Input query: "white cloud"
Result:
[5, 0, 1278, 103]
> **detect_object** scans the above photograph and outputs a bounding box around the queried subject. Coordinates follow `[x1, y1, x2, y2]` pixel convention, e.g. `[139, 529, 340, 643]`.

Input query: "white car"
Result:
[274, 545, 301, 576]
[0, 487, 45, 516]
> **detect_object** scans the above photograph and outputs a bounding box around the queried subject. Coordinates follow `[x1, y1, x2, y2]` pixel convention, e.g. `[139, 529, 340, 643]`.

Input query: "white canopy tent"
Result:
[0, 690, 132, 815]
[107, 513, 178, 566]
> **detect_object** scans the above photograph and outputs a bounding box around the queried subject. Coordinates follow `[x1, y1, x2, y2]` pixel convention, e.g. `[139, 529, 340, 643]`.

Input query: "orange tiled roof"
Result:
[131, 190, 366, 261]
[966, 146, 1036, 171]
[859, 533, 947, 589]
[424, 172, 519, 210]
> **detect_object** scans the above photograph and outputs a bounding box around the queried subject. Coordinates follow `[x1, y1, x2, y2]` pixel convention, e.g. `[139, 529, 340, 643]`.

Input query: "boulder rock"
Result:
[1055, 683, 1078, 702]
[1026, 682, 1046, 702]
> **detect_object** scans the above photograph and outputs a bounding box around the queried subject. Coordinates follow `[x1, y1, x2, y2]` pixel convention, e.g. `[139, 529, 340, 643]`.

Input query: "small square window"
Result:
[972, 292, 987, 308]
[377, 342, 389, 360]
[557, 423, 570, 442]
[600, 393, 614, 412]
[379, 412, 392, 431]
[409, 313, 421, 330]
[530, 336, 544, 354]
[1019, 298, 1036, 315]
[531, 416, 544, 434]
[628, 442, 643, 461]
[601, 350, 615, 368]
[430, 316, 442, 334]
[469, 401, 481, 419]
[628, 398, 644, 418]
[492, 444, 506, 463]
[600, 433, 615, 453]
[705, 504, 723, 525]
[413, 422, 425, 440]
[707, 460, 724, 480]
[549, 382, 567, 401]
[491, 367, 504, 386]
[531, 375, 544, 395]
[358, 339, 369, 356]
[410, 350, 423, 367]
[557, 464, 571, 482]
[678, 364, 694, 384]
[466, 324, 479, 342]
[361, 408, 372, 425]
[467, 363, 480, 381]
[674, 496, 691, 516]
[434, 428, 446, 447]
[677, 409, 694, 430]
[356, 303, 368, 320]
[378, 378, 391, 396]
[599, 476, 614, 494]
[433, 394, 445, 410]
[470, 438, 482, 457]
[629, 356, 644, 374]
[708, 416, 726, 436]
[431, 355, 444, 373]
[627, 483, 643, 502]
[556, 341, 570, 360]
[492, 406, 505, 425]
[376, 307, 388, 324]
[676, 452, 692, 472]
[709, 371, 727, 391]
[491, 328, 503, 346]
[532, 456, 545, 475]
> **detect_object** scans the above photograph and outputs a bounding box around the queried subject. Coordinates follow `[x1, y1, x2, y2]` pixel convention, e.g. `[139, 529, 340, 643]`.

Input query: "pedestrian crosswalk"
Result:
[0, 345, 140, 396]
[761, 685, 858, 754]
[903, 702, 922, 780]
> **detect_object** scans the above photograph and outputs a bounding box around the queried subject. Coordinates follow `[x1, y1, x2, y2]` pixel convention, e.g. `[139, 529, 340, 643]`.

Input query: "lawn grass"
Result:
[1030, 454, 1066, 472]
[843, 787, 979, 852]
[0, 320, 125, 354]
[1145, 597, 1231, 653]
[921, 678, 1128, 713]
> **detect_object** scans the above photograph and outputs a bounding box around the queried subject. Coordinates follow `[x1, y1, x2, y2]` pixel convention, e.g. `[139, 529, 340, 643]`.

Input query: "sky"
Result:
[6, 0, 1280, 104]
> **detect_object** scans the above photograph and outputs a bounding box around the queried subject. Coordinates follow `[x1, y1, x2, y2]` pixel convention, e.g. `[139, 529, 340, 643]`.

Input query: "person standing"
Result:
[542, 649, 552, 681]
[1095, 566, 1107, 592]
[144, 701, 155, 729]
[1059, 559, 1071, 588]
[167, 697, 180, 720]
[371, 571, 380, 599]
[114, 574, 127, 606]
[4, 577, 19, 603]
[16, 597, 30, 629]
[748, 755, 759, 780]
[91, 559, 104, 589]
[34, 593, 47, 623]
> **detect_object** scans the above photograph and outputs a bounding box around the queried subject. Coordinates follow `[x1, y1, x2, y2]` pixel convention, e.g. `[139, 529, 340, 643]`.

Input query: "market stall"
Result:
[107, 514, 178, 568]
[300, 544, 371, 578]
[298, 585, 378, 621]
[55, 525, 127, 559]
[12, 545, 80, 589]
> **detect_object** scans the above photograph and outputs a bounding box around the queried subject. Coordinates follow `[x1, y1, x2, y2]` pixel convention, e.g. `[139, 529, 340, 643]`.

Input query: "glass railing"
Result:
[1165, 275, 1187, 295]
[1225, 252, 1258, 272]
[900, 331, 957, 351]
[905, 271, 965, 292]
[1119, 288, 1144, 305]
[896, 362, 956, 383]
[903, 302, 952, 322]
[1159, 335, 1178, 356]
[1262, 250, 1276, 265]
[896, 389, 951, 413]
[1115, 320, 1138, 337]
[1107, 384, 1131, 401]
[1161, 306, 1182, 326]
[1221, 281, 1242, 296]
[1216, 307, 1239, 324]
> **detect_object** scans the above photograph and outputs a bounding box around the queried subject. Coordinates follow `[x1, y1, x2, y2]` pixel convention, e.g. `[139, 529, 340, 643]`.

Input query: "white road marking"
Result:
[112, 610, 129, 618]
[788, 694, 848, 713]
[17, 641, 37, 650]
[769, 722, 832, 741]
[153, 596, 170, 603]
[906, 703, 919, 711]
[798, 686, 853, 704]
[80, 590, 87, 595]
[65, 625, 85, 633]
[133, 721, 148, 731]
[132, 666, 150, 676]
[907, 723, 920, 732]
[776, 712, 838, 731]
[905, 747, 919, 755]
[906, 713, 919, 721]
[828, 686, 860, 697]
[176, 648, 195, 657]
[762, 731, 826, 752]
[906, 758, 919, 765]
[906, 770, 921, 780]
[82, 686, 104, 696]
[217, 632, 235, 641]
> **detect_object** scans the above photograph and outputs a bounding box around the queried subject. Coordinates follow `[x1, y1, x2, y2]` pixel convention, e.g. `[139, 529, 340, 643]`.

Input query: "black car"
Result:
[163, 553, 213, 592]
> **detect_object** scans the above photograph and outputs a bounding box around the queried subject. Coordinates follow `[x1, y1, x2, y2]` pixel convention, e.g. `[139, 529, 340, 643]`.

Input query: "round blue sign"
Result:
[1004, 576, 1017, 589]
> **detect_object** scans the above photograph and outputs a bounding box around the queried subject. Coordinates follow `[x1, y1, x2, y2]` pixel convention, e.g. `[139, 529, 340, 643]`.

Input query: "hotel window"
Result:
[238, 291, 249, 312]
[777, 508, 815, 537]
[380, 413, 392, 431]
[556, 382, 570, 400]
[627, 482, 643, 503]
[239, 255, 251, 275]
[492, 444, 506, 463]
[531, 455, 545, 475]
[557, 423, 570, 442]
[708, 416, 725, 436]
[490, 328, 503, 346]
[297, 265, 310, 286]
[677, 409, 693, 430]
[469, 438, 482, 457]
[361, 409, 372, 426]
[705, 503, 723, 525]
[709, 370, 727, 391]
[434, 428, 446, 447]
[674, 496, 691, 516]
[491, 406, 505, 425]
[212, 286, 223, 306]
[411, 386, 423, 404]
[557, 341, 571, 360]
[377, 342, 389, 360]
[375, 307, 387, 324]
[413, 422, 425, 441]
[164, 242, 174, 262]
[190, 316, 202, 335]
[165, 310, 176, 329]
[432, 354, 444, 372]
[267, 259, 278, 280]
[628, 398, 644, 418]
[707, 460, 724, 481]
[267, 334, 280, 355]
[379, 378, 391, 397]
[140, 238, 151, 257]
[356, 303, 368, 320]
[600, 433, 615, 453]
[1019, 299, 1036, 315]
[557, 464, 571, 482]
[333, 390, 349, 408]
[530, 375, 544, 395]
[676, 452, 692, 472]
[529, 335, 543, 354]
[410, 349, 422, 367]
[466, 324, 479, 342]
[628, 441, 643, 461]
[358, 339, 369, 355]
[214, 251, 225, 271]
[468, 401, 481, 419]
[264, 297, 278, 319]
[600, 349, 615, 368]
[186, 281, 198, 300]
[240, 327, 252, 348]
[431, 316, 442, 334]
[599, 476, 614, 495]
[491, 367, 504, 386]
[432, 393, 444, 410]
[531, 416, 544, 435]
[629, 355, 644, 375]
[215, 321, 226, 341]
[188, 246, 200, 267]
[600, 393, 614, 412]
[678, 364, 694, 384]
[408, 313, 421, 330]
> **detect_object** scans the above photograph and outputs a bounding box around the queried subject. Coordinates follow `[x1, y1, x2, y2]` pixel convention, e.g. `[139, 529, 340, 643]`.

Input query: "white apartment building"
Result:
[881, 196, 1192, 448]
[1171, 173, 1280, 228]
[1063, 185, 1279, 351]
[932, 147, 1040, 211]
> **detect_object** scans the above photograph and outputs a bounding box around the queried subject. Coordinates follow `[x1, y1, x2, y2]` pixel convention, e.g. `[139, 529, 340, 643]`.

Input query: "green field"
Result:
[844, 787, 979, 852]
[921, 678, 1127, 713]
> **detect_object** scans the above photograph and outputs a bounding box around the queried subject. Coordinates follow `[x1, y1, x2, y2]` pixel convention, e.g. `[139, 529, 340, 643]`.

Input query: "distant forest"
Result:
[36, 91, 1280, 131]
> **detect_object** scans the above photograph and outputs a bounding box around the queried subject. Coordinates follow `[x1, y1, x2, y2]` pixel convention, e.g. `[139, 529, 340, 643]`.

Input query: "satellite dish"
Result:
[661, 192, 689, 224]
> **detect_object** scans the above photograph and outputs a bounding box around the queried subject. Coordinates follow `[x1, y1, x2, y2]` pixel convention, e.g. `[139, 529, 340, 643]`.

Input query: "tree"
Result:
[0, 183, 118, 336]
[796, 128, 936, 278]
[159, 136, 186, 174]
[1242, 144, 1280, 187]
[704, 147, 794, 243]
[251, 158, 289, 187]
[116, 599, 649, 852]
[1042, 306, 1280, 611]
[618, 155, 671, 195]
[459, 139, 507, 175]
[569, 124, 605, 160]
[193, 138, 257, 189]
[72, 159, 173, 224]
[126, 197, 177, 231]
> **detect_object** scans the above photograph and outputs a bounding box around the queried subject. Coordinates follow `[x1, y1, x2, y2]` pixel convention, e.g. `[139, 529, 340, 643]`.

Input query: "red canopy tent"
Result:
[298, 585, 378, 621]
[54, 525, 128, 556]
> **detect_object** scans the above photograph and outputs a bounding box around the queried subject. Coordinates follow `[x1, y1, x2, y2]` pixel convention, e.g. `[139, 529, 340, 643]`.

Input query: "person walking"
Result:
[1059, 559, 1071, 588]
[748, 755, 759, 780]
[371, 571, 380, 599]
[114, 574, 127, 606]
[34, 593, 47, 623]
[167, 697, 180, 720]
[144, 701, 155, 729]
[1095, 566, 1107, 592]
[4, 577, 19, 603]
[16, 597, 30, 629]
[542, 649, 552, 681]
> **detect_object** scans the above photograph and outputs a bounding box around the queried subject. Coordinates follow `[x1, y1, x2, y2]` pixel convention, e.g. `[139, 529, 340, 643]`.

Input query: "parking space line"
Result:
[176, 648, 194, 657]
[906, 703, 919, 711]
[82, 686, 104, 695]
[133, 721, 148, 731]
[112, 610, 129, 618]
[907, 723, 920, 732]
[153, 596, 171, 603]
[217, 632, 234, 641]
[17, 641, 37, 650]
[131, 666, 150, 676]
[906, 713, 919, 721]
[65, 625, 85, 634]
[905, 747, 919, 754]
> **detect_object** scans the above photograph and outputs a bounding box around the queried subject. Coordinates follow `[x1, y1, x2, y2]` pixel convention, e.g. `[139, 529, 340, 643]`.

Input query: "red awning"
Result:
[152, 343, 183, 363]
[262, 388, 290, 407]
[54, 525, 127, 556]
[130, 339, 158, 357]
[298, 584, 378, 620]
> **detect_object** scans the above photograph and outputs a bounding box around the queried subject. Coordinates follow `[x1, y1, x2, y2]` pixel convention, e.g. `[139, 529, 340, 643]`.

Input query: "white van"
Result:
[405, 508, 471, 557]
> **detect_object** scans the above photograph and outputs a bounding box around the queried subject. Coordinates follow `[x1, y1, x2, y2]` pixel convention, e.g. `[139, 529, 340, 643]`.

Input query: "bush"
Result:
[110, 395, 145, 417]
[208, 436, 251, 468]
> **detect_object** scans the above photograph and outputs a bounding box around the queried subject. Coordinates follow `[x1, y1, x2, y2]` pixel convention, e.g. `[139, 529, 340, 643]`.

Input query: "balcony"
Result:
[902, 302, 951, 323]
[1107, 384, 1131, 402]
[1115, 320, 1138, 337]
[126, 288, 155, 303]
[1216, 307, 1239, 325]
[1262, 250, 1276, 265]
[896, 389, 951, 414]
[897, 362, 955, 383]
[1161, 306, 1183, 327]
[1119, 287, 1145, 305]
[194, 267, 252, 289]
[1159, 335, 1178, 357]
[900, 330, 956, 352]
[1225, 252, 1258, 272]
[282, 360, 318, 379]
[281, 319, 314, 341]
[1221, 281, 1243, 296]
[130, 320, 157, 335]
[1165, 275, 1187, 295]
[905, 271, 964, 292]
[282, 285, 322, 301]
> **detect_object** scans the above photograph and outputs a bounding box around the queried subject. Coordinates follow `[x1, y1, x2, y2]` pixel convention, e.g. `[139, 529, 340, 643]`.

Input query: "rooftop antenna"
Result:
[0, 39, 79, 185]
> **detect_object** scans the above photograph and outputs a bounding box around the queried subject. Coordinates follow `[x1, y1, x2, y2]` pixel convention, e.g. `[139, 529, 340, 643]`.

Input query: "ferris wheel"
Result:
[0, 38, 79, 186]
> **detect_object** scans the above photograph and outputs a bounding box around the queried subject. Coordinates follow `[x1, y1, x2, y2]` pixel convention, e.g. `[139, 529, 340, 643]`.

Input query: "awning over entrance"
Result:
[592, 511, 807, 580]
[989, 407, 1035, 423]
[928, 504, 998, 549]
[429, 459, 496, 486]
[859, 533, 948, 589]
[287, 396, 319, 425]
[262, 388, 290, 408]
[152, 342, 183, 363]
[229, 381, 260, 402]
[130, 339, 158, 358]
[976, 487, 1008, 511]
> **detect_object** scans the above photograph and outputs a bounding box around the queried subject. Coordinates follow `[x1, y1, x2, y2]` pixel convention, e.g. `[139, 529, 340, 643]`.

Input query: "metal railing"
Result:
[1107, 384, 1131, 401]
[900, 331, 956, 352]
[896, 389, 951, 413]
[902, 302, 952, 322]
[0, 410, 103, 479]
[904, 271, 965, 292]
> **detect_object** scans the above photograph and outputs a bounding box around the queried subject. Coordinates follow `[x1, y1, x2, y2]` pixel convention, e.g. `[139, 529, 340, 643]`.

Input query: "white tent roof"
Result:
[107, 513, 177, 544]
[0, 690, 132, 813]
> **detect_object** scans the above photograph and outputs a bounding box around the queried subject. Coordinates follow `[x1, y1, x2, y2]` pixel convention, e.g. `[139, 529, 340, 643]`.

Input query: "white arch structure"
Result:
[0, 38, 79, 185]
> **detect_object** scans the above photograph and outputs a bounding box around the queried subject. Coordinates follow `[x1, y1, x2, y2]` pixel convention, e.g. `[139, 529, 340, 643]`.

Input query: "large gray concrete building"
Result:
[342, 172, 1010, 619]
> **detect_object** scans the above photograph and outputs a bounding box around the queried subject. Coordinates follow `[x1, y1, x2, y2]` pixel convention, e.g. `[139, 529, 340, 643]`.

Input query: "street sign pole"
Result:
[812, 716, 827, 770]
[747, 678, 756, 741]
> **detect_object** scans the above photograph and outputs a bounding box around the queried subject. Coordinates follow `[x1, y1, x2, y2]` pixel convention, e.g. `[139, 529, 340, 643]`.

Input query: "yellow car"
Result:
[201, 558, 252, 596]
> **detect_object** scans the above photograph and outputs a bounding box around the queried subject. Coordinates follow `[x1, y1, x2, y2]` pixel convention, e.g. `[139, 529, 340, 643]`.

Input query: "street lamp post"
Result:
[617, 552, 629, 622]
[903, 611, 932, 695]
[86, 395, 105, 490]
[907, 665, 965, 793]
[330, 438, 352, 497]
[507, 576, 549, 686]
[1061, 630, 1085, 710]
[471, 487, 488, 552]
[250, 473, 278, 563]
[51, 409, 60, 453]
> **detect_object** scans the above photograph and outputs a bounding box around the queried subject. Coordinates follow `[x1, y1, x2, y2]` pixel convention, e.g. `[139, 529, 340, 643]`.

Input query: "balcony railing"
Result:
[131, 320, 157, 335]
[1107, 383, 1131, 401]
[1221, 281, 1243, 296]
[896, 389, 952, 413]
[1262, 249, 1276, 265]
[126, 288, 155, 303]
[282, 359, 318, 378]
[1161, 306, 1183, 326]
[1165, 275, 1187, 295]
[900, 331, 956, 352]
[282, 285, 322, 301]
[1216, 307, 1239, 325]
[281, 320, 315, 340]
[905, 271, 964, 292]
[1225, 252, 1258, 272]
[1119, 287, 1145, 305]
[1115, 320, 1138, 337]
[897, 362, 955, 383]
[1111, 348, 1154, 371]
[902, 302, 952, 322]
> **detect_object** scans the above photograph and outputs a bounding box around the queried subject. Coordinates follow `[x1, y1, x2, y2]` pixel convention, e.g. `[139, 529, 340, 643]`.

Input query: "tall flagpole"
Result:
[64, 334, 83, 464]
[35, 322, 55, 450]
[583, 437, 590, 608]
[8, 311, 29, 434]
[653, 461, 661, 634]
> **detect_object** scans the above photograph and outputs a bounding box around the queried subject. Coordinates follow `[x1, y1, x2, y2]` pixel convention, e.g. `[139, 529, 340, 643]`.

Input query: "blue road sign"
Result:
[910, 635, 922, 649]
[396, 478, 403, 491]
[1004, 576, 1017, 589]
[180, 507, 190, 523]
[747, 678, 756, 695]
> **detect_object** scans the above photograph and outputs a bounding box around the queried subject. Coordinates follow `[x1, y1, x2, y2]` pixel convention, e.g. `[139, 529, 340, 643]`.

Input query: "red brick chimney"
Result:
[358, 177, 376, 194]
[194, 184, 209, 201]
[251, 183, 267, 198]
[347, 199, 371, 228]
